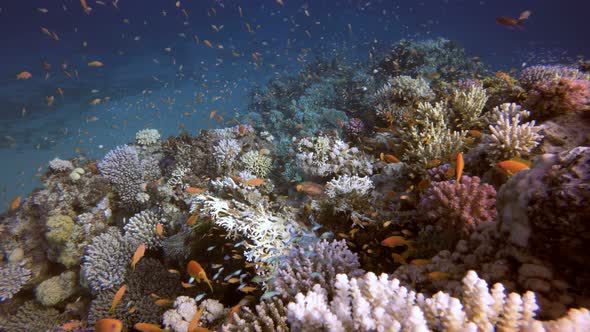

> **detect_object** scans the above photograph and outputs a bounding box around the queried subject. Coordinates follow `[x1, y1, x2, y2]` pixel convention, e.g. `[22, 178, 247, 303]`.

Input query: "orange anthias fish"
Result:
[110, 284, 126, 313]
[187, 307, 213, 332]
[133, 322, 164, 332]
[456, 152, 464, 183]
[383, 154, 401, 163]
[226, 296, 255, 324]
[80, 0, 92, 14]
[88, 60, 104, 67]
[187, 260, 214, 292]
[131, 243, 146, 270]
[185, 186, 204, 194]
[186, 214, 199, 225]
[10, 196, 21, 210]
[296, 182, 324, 196]
[156, 223, 163, 238]
[245, 178, 265, 187]
[380, 235, 409, 248]
[496, 159, 531, 176]
[95, 318, 123, 332]
[16, 71, 32, 80]
[427, 271, 451, 281]
[496, 10, 531, 29]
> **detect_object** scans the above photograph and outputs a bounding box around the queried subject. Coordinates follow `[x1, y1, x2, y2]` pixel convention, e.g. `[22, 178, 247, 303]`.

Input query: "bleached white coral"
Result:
[451, 85, 489, 129]
[135, 128, 161, 146]
[241, 150, 273, 178]
[213, 138, 242, 169]
[483, 103, 543, 162]
[123, 210, 166, 249]
[48, 158, 74, 172]
[167, 166, 190, 189]
[295, 135, 373, 177]
[163, 296, 198, 332]
[325, 175, 374, 199]
[287, 270, 590, 332]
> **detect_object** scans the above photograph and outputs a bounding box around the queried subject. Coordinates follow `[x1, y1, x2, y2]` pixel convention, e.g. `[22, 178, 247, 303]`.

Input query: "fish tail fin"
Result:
[206, 279, 214, 292]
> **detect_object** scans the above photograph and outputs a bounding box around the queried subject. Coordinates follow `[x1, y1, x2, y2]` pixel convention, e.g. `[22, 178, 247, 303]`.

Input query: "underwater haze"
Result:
[0, 0, 589, 331]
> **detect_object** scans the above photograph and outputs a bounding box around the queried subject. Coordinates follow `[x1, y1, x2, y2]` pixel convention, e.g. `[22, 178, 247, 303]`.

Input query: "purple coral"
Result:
[419, 176, 497, 236]
[525, 77, 590, 119]
[345, 117, 365, 138]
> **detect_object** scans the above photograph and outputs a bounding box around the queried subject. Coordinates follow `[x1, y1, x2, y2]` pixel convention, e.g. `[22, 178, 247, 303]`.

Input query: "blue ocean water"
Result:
[0, 0, 588, 208]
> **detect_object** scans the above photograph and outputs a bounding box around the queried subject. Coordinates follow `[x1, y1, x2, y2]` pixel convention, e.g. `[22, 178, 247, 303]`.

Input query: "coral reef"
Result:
[525, 77, 590, 119]
[222, 297, 289, 332]
[164, 297, 228, 332]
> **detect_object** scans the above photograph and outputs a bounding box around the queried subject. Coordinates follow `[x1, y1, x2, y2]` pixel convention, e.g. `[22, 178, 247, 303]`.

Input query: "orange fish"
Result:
[10, 196, 21, 210]
[427, 271, 450, 280]
[230, 175, 244, 184]
[131, 243, 146, 270]
[154, 299, 173, 307]
[90, 98, 102, 105]
[60, 320, 84, 331]
[133, 323, 164, 332]
[110, 284, 126, 313]
[496, 159, 530, 176]
[187, 260, 214, 292]
[88, 60, 104, 67]
[238, 285, 257, 293]
[417, 179, 431, 191]
[187, 307, 205, 332]
[496, 10, 530, 29]
[95, 318, 122, 332]
[456, 152, 464, 183]
[245, 178, 265, 187]
[383, 154, 401, 163]
[209, 109, 217, 119]
[426, 159, 442, 168]
[204, 40, 213, 48]
[156, 223, 163, 238]
[296, 182, 324, 196]
[410, 259, 431, 266]
[226, 296, 254, 324]
[380, 236, 408, 248]
[181, 281, 196, 288]
[391, 253, 407, 265]
[80, 0, 92, 14]
[185, 186, 204, 194]
[16, 71, 32, 80]
[186, 214, 199, 225]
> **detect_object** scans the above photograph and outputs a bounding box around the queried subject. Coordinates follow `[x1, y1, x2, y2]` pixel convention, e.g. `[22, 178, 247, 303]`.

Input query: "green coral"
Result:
[35, 271, 78, 306]
[45, 214, 76, 244]
[241, 150, 273, 178]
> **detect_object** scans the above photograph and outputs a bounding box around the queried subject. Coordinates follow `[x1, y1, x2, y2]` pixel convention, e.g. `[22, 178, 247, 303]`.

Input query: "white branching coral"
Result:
[287, 270, 590, 332]
[483, 103, 543, 162]
[123, 210, 167, 249]
[135, 128, 161, 146]
[294, 135, 373, 177]
[322, 175, 375, 225]
[213, 138, 242, 169]
[241, 150, 273, 178]
[190, 194, 295, 274]
[403, 102, 466, 166]
[451, 85, 489, 129]
[325, 175, 374, 199]
[167, 166, 190, 189]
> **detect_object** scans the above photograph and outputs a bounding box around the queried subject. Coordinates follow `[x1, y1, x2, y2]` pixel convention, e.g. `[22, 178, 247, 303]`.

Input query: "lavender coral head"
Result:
[519, 65, 589, 90]
[419, 176, 497, 236]
[525, 77, 590, 119]
[345, 117, 365, 138]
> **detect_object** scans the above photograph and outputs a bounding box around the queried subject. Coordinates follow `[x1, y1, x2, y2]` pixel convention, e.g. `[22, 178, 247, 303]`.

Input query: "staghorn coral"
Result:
[0, 264, 32, 302]
[294, 135, 373, 177]
[483, 103, 543, 162]
[80, 228, 133, 293]
[0, 301, 66, 332]
[271, 239, 364, 300]
[287, 270, 590, 332]
[241, 150, 273, 178]
[222, 297, 290, 332]
[98, 145, 160, 209]
[419, 176, 496, 238]
[451, 84, 489, 129]
[135, 128, 161, 146]
[123, 209, 167, 249]
[35, 271, 78, 306]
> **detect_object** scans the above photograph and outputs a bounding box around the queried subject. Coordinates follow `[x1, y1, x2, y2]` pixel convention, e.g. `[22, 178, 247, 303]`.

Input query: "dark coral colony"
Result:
[1, 39, 590, 332]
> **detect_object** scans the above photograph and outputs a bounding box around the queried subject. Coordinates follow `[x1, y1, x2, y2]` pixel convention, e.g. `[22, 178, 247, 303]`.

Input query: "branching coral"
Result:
[419, 176, 497, 237]
[374, 75, 434, 123]
[98, 145, 160, 209]
[451, 84, 489, 129]
[241, 150, 273, 178]
[222, 297, 290, 332]
[81, 228, 133, 293]
[0, 301, 65, 332]
[287, 270, 590, 332]
[294, 135, 373, 177]
[271, 239, 364, 300]
[322, 175, 375, 224]
[213, 138, 242, 170]
[135, 128, 161, 146]
[123, 210, 167, 249]
[483, 103, 543, 162]
[0, 264, 32, 302]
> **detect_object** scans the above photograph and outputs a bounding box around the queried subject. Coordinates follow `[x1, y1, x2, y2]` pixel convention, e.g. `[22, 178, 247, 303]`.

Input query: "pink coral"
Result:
[525, 77, 590, 119]
[419, 176, 497, 236]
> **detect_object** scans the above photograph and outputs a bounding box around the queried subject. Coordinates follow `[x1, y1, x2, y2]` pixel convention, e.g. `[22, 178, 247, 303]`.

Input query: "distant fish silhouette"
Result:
[496, 10, 531, 29]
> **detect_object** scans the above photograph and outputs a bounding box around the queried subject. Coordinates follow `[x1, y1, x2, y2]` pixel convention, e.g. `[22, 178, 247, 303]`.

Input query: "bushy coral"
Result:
[80, 228, 133, 293]
[375, 75, 434, 106]
[450, 84, 489, 129]
[0, 264, 32, 302]
[35, 271, 78, 306]
[213, 138, 242, 170]
[48, 158, 74, 172]
[321, 175, 375, 224]
[287, 270, 590, 332]
[241, 150, 273, 178]
[123, 209, 166, 249]
[222, 297, 289, 332]
[344, 118, 365, 138]
[483, 103, 543, 162]
[525, 77, 590, 119]
[419, 176, 497, 237]
[271, 240, 364, 300]
[294, 135, 373, 177]
[135, 128, 161, 146]
[98, 145, 160, 209]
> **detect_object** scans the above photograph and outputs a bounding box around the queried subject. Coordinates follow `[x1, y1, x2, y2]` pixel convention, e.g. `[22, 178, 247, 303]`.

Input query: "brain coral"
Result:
[81, 228, 133, 293]
[419, 175, 497, 237]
